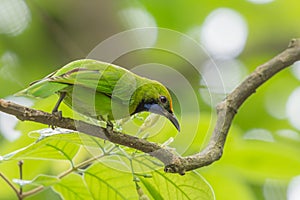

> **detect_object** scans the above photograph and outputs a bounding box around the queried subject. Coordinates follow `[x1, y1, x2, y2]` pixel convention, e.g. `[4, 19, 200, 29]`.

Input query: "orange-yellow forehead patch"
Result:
[169, 97, 174, 112]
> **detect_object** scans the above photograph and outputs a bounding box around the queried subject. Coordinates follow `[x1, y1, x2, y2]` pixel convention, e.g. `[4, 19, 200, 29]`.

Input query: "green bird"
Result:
[16, 59, 180, 131]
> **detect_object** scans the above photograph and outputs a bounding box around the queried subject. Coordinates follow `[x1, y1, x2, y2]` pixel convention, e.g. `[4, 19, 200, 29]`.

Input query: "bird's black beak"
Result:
[148, 104, 180, 131]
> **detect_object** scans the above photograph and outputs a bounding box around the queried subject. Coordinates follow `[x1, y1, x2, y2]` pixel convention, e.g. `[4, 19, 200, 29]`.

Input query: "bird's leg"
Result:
[50, 92, 66, 129]
[52, 92, 66, 117]
[102, 120, 114, 140]
[106, 120, 114, 132]
[98, 115, 114, 136]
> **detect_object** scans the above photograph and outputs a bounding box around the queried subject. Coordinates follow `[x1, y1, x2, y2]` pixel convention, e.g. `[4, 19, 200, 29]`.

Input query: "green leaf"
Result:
[13, 175, 59, 188]
[84, 162, 137, 200]
[139, 170, 214, 200]
[52, 173, 93, 200]
[99, 151, 163, 175]
[139, 178, 163, 200]
[3, 131, 81, 162]
[28, 128, 77, 141]
[31, 175, 60, 187]
[83, 155, 214, 200]
[118, 154, 214, 200]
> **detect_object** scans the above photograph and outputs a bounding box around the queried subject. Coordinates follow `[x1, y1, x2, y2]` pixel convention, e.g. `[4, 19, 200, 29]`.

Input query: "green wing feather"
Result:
[15, 78, 67, 98]
[16, 59, 143, 102]
[50, 60, 139, 103]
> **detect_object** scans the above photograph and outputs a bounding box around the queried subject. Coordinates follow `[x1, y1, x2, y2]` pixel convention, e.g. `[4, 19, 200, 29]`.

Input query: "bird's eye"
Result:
[159, 96, 167, 104]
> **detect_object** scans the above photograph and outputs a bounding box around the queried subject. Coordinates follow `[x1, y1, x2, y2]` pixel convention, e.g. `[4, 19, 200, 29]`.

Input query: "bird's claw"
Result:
[104, 121, 114, 139]
[52, 110, 63, 119]
[50, 110, 63, 129]
[106, 121, 113, 131]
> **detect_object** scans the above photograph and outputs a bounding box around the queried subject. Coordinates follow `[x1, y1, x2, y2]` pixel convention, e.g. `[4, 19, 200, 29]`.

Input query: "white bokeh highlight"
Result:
[276, 129, 300, 141]
[0, 0, 31, 36]
[0, 96, 33, 141]
[200, 8, 248, 59]
[243, 128, 275, 142]
[119, 7, 157, 47]
[287, 176, 300, 200]
[247, 0, 274, 4]
[0, 51, 23, 86]
[264, 88, 288, 120]
[291, 61, 300, 80]
[263, 179, 286, 200]
[286, 87, 300, 130]
[200, 59, 247, 106]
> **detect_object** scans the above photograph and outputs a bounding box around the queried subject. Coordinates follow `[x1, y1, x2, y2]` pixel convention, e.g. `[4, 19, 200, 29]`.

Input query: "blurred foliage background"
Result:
[1, 0, 300, 199]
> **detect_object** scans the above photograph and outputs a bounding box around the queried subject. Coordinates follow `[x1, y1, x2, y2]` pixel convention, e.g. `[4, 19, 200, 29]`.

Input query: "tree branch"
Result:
[1, 39, 300, 175]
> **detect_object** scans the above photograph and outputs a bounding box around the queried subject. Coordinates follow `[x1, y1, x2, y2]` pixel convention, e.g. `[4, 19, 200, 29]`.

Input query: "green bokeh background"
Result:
[1, 0, 300, 199]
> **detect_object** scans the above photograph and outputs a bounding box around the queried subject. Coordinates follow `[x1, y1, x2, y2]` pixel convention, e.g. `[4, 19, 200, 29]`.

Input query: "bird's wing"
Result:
[49, 60, 139, 104]
[15, 59, 140, 105]
[15, 77, 68, 98]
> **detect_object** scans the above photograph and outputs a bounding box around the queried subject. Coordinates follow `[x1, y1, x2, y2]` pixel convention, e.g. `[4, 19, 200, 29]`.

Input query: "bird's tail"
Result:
[15, 79, 67, 98]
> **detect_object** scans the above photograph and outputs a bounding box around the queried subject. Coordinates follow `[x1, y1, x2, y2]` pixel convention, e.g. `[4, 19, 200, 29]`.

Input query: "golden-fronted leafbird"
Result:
[16, 59, 180, 131]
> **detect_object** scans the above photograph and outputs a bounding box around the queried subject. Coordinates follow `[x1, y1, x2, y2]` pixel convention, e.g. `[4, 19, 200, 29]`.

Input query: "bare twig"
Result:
[0, 172, 22, 200]
[1, 39, 300, 175]
[18, 160, 23, 196]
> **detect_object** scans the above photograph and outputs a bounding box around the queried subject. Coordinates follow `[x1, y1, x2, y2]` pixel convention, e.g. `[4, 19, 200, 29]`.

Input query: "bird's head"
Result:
[134, 81, 180, 132]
